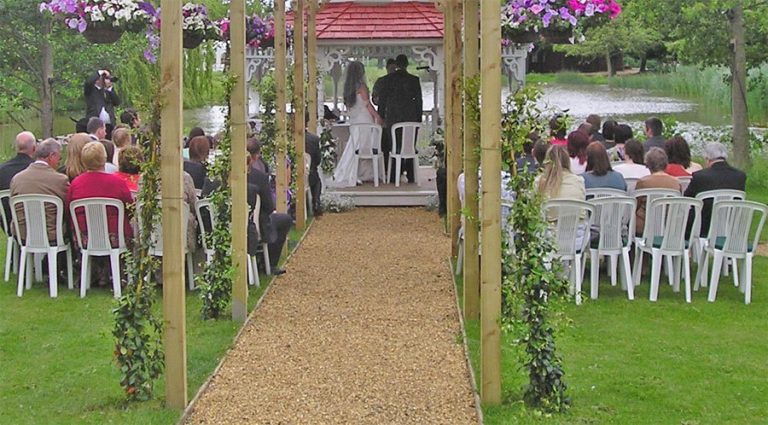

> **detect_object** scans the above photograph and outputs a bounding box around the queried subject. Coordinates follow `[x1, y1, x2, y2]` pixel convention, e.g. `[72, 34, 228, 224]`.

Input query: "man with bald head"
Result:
[0, 131, 36, 227]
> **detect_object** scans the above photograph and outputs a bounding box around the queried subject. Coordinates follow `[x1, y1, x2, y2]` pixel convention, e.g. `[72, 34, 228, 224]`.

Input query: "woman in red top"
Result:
[67, 141, 134, 242]
[664, 136, 701, 177]
[113, 145, 142, 192]
[549, 114, 568, 146]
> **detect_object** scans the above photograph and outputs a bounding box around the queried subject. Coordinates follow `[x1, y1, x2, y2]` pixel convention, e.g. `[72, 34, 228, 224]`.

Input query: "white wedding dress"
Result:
[331, 93, 376, 187]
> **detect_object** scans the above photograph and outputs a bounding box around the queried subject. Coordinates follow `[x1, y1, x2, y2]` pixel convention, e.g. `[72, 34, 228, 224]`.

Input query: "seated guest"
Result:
[549, 114, 567, 146]
[532, 139, 550, 167]
[581, 142, 627, 191]
[86, 117, 107, 141]
[586, 114, 605, 143]
[120, 109, 140, 130]
[63, 133, 92, 182]
[607, 123, 633, 162]
[643, 117, 665, 152]
[185, 127, 205, 148]
[114, 145, 142, 192]
[247, 145, 292, 275]
[304, 126, 323, 216]
[0, 131, 36, 228]
[634, 148, 682, 235]
[99, 139, 118, 173]
[67, 141, 134, 242]
[516, 138, 539, 174]
[567, 130, 589, 175]
[664, 135, 702, 176]
[247, 138, 270, 174]
[184, 135, 210, 189]
[537, 145, 586, 221]
[111, 127, 131, 165]
[602, 119, 618, 148]
[613, 139, 650, 179]
[684, 142, 747, 236]
[10, 139, 69, 243]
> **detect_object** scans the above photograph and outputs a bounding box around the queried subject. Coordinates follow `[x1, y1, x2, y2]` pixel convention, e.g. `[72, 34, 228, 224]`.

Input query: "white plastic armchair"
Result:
[585, 188, 627, 200]
[137, 199, 195, 290]
[698, 200, 767, 304]
[70, 198, 127, 298]
[588, 197, 636, 301]
[543, 199, 595, 305]
[677, 176, 692, 193]
[633, 197, 701, 303]
[195, 198, 214, 265]
[0, 189, 19, 282]
[253, 194, 271, 279]
[388, 122, 422, 187]
[624, 177, 640, 194]
[10, 194, 73, 297]
[351, 123, 385, 187]
[692, 189, 746, 268]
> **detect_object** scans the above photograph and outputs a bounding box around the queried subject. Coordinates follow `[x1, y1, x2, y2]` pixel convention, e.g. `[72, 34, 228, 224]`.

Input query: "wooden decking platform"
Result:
[328, 182, 437, 206]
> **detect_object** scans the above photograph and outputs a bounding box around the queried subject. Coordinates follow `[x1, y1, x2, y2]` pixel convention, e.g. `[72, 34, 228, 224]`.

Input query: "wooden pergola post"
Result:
[159, 0, 187, 409]
[230, 0, 248, 322]
[275, 0, 288, 214]
[445, 0, 463, 257]
[307, 1, 319, 144]
[462, 0, 480, 321]
[293, 0, 306, 229]
[479, 0, 502, 405]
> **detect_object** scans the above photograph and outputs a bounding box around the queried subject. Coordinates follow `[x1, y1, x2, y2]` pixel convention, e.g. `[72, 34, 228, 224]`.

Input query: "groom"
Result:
[376, 54, 422, 184]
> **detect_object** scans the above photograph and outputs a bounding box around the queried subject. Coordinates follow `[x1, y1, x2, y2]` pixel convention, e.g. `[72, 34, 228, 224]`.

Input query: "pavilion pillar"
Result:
[444, 0, 463, 257]
[159, 0, 187, 409]
[307, 1, 319, 134]
[230, 0, 248, 321]
[462, 0, 479, 321]
[275, 0, 288, 214]
[479, 0, 502, 405]
[294, 0, 306, 229]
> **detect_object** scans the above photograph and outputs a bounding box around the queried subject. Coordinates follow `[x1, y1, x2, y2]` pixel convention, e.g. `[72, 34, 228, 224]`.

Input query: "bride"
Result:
[331, 61, 384, 187]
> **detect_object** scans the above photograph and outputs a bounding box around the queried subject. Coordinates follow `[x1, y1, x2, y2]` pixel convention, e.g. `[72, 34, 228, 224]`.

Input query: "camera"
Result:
[100, 72, 118, 82]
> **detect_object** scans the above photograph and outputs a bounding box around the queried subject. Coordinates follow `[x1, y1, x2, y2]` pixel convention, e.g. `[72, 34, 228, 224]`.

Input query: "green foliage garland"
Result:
[199, 74, 236, 319]
[112, 77, 164, 401]
[319, 119, 337, 174]
[500, 86, 571, 413]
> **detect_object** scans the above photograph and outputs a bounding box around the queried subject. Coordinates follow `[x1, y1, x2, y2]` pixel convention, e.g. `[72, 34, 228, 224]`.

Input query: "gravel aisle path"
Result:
[186, 208, 478, 424]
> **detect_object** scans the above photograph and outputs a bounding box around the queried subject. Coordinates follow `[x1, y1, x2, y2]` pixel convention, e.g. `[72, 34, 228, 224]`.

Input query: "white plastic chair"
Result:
[697, 200, 767, 304]
[10, 194, 73, 297]
[195, 198, 214, 264]
[624, 177, 640, 194]
[585, 188, 627, 200]
[633, 197, 701, 303]
[692, 189, 745, 269]
[387, 122, 422, 187]
[351, 123, 385, 187]
[303, 152, 312, 220]
[0, 189, 19, 282]
[587, 197, 636, 301]
[137, 200, 195, 290]
[543, 199, 595, 305]
[253, 194, 271, 277]
[70, 198, 128, 298]
[677, 176, 692, 193]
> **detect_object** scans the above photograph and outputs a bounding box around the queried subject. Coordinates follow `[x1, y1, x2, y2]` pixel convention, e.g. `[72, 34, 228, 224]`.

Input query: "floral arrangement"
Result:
[39, 0, 154, 33]
[501, 0, 621, 42]
[218, 14, 293, 49]
[319, 119, 338, 175]
[181, 2, 221, 40]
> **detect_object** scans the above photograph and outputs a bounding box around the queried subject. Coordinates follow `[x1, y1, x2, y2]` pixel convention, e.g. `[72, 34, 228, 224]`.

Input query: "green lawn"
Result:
[0, 225, 308, 425]
[458, 257, 768, 424]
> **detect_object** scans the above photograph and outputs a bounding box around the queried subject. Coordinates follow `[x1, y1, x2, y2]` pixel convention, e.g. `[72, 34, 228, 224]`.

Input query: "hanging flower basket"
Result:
[82, 23, 125, 44]
[183, 32, 205, 49]
[542, 27, 573, 44]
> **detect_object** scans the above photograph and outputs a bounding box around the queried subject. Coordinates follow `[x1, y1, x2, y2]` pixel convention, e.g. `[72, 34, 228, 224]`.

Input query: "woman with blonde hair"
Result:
[63, 133, 91, 181]
[111, 127, 131, 165]
[537, 145, 586, 221]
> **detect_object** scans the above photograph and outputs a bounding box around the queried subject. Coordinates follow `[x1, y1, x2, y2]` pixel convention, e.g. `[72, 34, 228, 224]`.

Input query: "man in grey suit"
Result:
[10, 139, 69, 243]
[643, 117, 665, 153]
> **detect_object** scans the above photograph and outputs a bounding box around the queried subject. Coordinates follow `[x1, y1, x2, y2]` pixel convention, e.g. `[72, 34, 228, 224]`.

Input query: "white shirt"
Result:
[614, 163, 650, 179]
[570, 157, 587, 175]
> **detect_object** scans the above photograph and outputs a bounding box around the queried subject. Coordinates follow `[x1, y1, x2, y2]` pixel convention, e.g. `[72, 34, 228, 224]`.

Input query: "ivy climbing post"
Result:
[307, 0, 319, 136]
[294, 0, 306, 229]
[275, 0, 288, 214]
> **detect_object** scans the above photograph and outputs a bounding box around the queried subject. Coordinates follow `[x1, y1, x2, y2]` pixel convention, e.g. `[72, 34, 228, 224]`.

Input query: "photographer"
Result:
[84, 69, 121, 139]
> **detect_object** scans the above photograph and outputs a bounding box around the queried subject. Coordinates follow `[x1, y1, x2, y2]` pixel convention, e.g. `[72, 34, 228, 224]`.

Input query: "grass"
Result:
[457, 245, 768, 424]
[527, 72, 609, 86]
[0, 222, 309, 425]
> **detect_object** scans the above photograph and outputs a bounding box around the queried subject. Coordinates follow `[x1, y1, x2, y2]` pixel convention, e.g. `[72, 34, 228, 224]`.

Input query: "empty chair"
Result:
[137, 200, 195, 290]
[697, 200, 767, 304]
[588, 197, 636, 301]
[543, 199, 595, 305]
[351, 124, 385, 187]
[387, 122, 422, 187]
[0, 189, 19, 282]
[633, 197, 701, 303]
[10, 194, 73, 297]
[70, 198, 128, 298]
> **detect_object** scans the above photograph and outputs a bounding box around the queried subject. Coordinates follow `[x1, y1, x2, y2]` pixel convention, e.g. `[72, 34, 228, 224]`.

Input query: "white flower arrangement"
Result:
[40, 0, 154, 33]
[181, 2, 221, 39]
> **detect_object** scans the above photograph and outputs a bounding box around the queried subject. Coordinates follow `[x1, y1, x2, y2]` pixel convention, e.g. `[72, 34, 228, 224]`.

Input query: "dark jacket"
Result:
[184, 160, 207, 190]
[684, 161, 747, 236]
[643, 135, 665, 153]
[84, 72, 121, 125]
[247, 168, 276, 243]
[0, 153, 34, 229]
[305, 131, 321, 185]
[376, 69, 423, 128]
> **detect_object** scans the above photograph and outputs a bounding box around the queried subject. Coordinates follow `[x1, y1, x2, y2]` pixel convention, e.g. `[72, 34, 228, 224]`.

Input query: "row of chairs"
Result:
[0, 191, 271, 298]
[351, 122, 422, 187]
[548, 188, 765, 305]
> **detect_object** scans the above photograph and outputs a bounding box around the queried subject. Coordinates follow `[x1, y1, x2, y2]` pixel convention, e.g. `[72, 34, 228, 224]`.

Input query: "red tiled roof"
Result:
[288, 1, 443, 40]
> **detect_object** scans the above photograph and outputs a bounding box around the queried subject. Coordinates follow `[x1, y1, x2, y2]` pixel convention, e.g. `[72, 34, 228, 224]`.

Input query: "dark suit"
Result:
[376, 68, 422, 183]
[0, 153, 34, 230]
[247, 168, 292, 270]
[84, 73, 120, 136]
[643, 135, 665, 153]
[684, 161, 747, 236]
[305, 131, 322, 214]
[184, 160, 207, 189]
